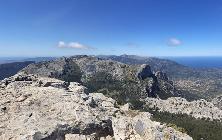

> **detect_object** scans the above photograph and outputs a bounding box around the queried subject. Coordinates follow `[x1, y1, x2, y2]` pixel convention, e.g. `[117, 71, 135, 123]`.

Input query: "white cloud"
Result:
[57, 41, 91, 49]
[167, 38, 182, 46]
[58, 41, 66, 48]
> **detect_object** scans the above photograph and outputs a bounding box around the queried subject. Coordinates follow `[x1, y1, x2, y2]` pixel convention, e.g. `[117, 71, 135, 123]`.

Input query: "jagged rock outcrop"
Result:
[0, 74, 192, 140]
[155, 71, 168, 81]
[19, 55, 180, 100]
[136, 65, 162, 98]
[154, 71, 181, 99]
[145, 97, 222, 121]
[137, 64, 154, 80]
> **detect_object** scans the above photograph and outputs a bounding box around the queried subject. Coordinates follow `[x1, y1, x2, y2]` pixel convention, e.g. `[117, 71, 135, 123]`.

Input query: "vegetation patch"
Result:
[84, 71, 149, 106]
[144, 108, 222, 140]
[60, 61, 82, 83]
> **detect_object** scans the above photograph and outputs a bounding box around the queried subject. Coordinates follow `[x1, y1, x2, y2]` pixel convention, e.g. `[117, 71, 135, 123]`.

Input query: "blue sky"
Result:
[0, 0, 222, 57]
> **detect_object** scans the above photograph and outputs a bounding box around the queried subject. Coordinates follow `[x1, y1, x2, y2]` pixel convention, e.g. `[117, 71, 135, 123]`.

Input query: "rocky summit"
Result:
[0, 74, 192, 140]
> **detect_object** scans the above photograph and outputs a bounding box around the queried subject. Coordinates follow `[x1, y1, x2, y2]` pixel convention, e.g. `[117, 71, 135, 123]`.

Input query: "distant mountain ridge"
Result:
[19, 55, 181, 102]
[0, 61, 34, 80]
[0, 57, 56, 64]
[1, 55, 222, 99]
[0, 57, 56, 80]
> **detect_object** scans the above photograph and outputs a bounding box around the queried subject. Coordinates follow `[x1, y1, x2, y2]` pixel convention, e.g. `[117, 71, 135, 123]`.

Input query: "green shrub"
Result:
[128, 99, 144, 110]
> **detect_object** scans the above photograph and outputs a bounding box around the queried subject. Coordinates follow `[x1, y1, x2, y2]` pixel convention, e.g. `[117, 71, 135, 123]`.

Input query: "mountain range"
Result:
[1, 55, 222, 139]
[2, 55, 221, 99]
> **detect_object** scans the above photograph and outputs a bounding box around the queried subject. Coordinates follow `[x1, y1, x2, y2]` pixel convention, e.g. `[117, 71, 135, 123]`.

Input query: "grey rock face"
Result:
[137, 64, 154, 80]
[0, 74, 192, 140]
[155, 71, 168, 81]
[21, 57, 67, 77]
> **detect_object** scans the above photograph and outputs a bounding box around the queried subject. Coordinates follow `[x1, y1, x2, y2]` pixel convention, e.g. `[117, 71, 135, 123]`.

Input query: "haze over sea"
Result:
[165, 57, 222, 68]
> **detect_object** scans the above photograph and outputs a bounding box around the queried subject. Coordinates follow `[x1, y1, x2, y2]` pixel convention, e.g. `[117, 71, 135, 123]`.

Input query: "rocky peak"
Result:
[0, 74, 192, 140]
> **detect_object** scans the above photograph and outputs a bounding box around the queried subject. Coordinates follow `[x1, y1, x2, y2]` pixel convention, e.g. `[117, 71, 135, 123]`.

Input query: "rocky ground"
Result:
[212, 95, 222, 110]
[145, 97, 222, 121]
[0, 74, 192, 140]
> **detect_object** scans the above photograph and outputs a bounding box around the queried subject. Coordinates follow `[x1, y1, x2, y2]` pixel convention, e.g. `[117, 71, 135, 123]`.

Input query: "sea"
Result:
[163, 57, 222, 68]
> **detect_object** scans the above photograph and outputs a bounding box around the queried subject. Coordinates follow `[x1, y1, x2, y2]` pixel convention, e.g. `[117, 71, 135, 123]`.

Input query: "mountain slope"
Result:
[100, 55, 222, 99]
[0, 61, 34, 80]
[3, 55, 221, 100]
[19, 55, 181, 102]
